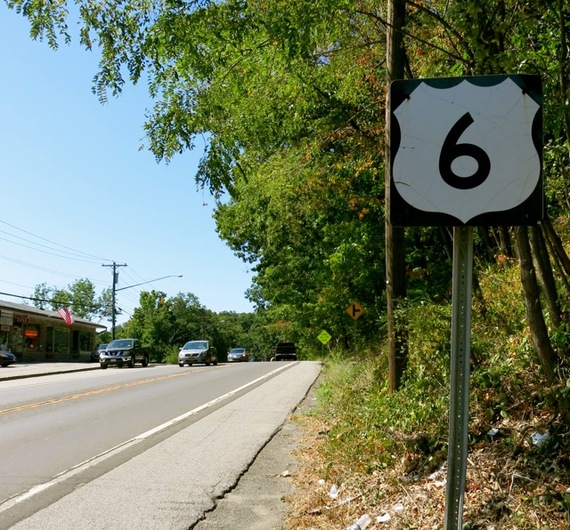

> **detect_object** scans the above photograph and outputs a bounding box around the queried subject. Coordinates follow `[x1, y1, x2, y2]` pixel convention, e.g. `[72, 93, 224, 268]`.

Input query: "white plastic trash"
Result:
[347, 514, 372, 530]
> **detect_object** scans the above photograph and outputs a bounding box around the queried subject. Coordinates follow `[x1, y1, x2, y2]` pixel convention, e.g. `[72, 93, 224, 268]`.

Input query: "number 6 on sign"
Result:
[389, 75, 542, 227]
[439, 112, 491, 190]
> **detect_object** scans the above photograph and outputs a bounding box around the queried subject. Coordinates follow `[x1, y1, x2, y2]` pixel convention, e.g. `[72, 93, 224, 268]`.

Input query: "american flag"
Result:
[57, 307, 74, 326]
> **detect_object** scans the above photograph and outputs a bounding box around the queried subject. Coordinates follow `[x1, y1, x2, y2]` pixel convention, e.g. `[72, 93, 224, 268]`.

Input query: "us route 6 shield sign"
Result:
[390, 75, 542, 226]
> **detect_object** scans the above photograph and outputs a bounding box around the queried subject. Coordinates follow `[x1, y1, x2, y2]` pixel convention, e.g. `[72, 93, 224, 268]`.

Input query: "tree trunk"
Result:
[385, 0, 407, 392]
[542, 215, 570, 278]
[543, 221, 570, 295]
[528, 225, 561, 328]
[557, 0, 570, 158]
[515, 226, 557, 383]
[498, 226, 513, 257]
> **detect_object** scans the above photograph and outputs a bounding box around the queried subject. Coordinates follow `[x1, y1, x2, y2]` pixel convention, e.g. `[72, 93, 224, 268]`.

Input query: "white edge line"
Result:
[0, 362, 295, 513]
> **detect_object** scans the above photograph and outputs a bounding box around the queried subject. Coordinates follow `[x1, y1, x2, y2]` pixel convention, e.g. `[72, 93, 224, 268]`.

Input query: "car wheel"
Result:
[178, 362, 184, 367]
[129, 356, 136, 368]
[100, 363, 107, 369]
[213, 361, 218, 366]
[142, 355, 149, 367]
[1, 363, 8, 367]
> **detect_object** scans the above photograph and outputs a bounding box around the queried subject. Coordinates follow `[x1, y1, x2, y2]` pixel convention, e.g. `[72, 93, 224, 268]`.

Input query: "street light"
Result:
[109, 271, 183, 339]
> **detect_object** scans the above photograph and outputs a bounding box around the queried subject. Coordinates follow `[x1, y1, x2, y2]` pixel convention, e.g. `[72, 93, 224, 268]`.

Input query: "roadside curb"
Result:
[0, 364, 100, 382]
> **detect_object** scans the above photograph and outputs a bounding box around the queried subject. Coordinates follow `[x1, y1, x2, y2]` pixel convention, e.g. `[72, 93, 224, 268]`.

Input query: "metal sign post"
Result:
[445, 226, 474, 530]
[389, 74, 543, 527]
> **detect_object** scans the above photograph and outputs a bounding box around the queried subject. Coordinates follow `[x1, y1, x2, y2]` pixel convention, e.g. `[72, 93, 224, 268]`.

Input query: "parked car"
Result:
[91, 343, 108, 363]
[271, 342, 298, 361]
[99, 338, 149, 369]
[227, 347, 249, 362]
[0, 348, 16, 367]
[178, 340, 218, 367]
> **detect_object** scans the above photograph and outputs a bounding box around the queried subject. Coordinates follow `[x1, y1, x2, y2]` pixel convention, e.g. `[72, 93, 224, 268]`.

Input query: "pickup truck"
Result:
[99, 338, 150, 369]
[272, 342, 298, 361]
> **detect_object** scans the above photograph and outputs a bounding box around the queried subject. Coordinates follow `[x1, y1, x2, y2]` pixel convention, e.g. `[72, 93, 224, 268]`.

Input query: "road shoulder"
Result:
[192, 370, 321, 530]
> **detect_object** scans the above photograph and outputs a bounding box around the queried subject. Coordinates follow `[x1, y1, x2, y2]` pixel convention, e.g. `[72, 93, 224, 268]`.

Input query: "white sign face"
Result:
[390, 75, 542, 225]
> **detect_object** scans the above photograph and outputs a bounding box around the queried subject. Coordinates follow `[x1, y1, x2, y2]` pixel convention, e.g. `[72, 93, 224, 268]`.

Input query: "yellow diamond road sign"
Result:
[347, 302, 365, 320]
[318, 330, 331, 345]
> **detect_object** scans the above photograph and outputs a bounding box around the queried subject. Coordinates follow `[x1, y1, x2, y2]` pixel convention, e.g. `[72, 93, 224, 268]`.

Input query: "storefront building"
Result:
[0, 299, 106, 362]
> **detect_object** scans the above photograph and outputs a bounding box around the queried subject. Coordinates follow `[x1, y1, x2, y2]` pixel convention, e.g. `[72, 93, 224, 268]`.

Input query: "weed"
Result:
[287, 255, 570, 529]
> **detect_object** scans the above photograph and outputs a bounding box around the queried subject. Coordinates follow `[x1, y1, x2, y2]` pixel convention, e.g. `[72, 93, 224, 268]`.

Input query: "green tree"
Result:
[97, 288, 114, 321]
[435, 0, 568, 381]
[124, 290, 215, 361]
[31, 282, 52, 310]
[11, 0, 569, 382]
[213, 311, 257, 356]
[125, 290, 173, 360]
[67, 278, 97, 319]
[31, 279, 113, 321]
[10, 0, 390, 360]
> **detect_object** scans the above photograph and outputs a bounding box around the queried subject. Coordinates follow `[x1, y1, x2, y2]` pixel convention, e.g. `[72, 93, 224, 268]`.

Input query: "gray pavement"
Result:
[0, 361, 322, 530]
[193, 374, 319, 530]
[0, 362, 100, 381]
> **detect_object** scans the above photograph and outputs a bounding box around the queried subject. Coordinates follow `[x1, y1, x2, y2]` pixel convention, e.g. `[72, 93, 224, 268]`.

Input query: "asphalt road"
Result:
[1, 362, 297, 502]
[0, 361, 321, 529]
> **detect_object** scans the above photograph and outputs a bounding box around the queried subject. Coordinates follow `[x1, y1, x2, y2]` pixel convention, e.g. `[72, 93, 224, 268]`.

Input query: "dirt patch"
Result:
[284, 403, 570, 529]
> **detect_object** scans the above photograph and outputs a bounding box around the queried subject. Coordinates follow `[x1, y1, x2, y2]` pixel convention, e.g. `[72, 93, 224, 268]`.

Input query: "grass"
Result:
[284, 258, 570, 529]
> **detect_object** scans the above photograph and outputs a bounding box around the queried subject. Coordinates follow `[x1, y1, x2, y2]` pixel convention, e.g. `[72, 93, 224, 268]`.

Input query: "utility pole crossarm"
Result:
[102, 262, 127, 340]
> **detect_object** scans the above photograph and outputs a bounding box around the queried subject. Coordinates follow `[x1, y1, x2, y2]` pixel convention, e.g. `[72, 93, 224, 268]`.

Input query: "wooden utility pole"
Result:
[385, 0, 408, 392]
[102, 262, 127, 339]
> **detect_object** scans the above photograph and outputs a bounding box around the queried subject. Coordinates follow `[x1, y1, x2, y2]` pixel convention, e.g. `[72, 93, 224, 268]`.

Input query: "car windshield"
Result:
[183, 341, 208, 350]
[230, 348, 245, 354]
[107, 339, 133, 349]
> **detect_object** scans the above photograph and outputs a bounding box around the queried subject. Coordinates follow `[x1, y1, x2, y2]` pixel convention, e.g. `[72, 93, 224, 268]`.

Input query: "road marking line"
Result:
[0, 371, 191, 416]
[0, 362, 296, 513]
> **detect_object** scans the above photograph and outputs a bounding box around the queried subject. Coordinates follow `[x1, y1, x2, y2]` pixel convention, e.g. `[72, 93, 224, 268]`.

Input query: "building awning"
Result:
[0, 299, 107, 331]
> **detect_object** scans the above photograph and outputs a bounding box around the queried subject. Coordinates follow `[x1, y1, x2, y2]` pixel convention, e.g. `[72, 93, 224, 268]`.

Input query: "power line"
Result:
[0, 219, 119, 290]
[0, 290, 103, 311]
[0, 254, 92, 281]
[0, 219, 112, 262]
[0, 233, 103, 264]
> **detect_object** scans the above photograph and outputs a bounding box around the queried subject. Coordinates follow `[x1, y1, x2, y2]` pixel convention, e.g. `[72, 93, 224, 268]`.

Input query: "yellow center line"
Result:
[0, 371, 197, 416]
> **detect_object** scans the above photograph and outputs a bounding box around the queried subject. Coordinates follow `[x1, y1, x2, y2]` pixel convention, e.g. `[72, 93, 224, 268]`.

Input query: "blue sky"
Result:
[0, 6, 254, 325]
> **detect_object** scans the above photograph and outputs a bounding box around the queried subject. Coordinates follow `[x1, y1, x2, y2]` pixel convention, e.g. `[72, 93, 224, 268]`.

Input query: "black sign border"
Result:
[389, 74, 543, 227]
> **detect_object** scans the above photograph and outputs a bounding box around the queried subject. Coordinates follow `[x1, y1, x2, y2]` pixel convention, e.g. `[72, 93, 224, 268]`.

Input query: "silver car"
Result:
[227, 347, 249, 362]
[178, 340, 218, 367]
